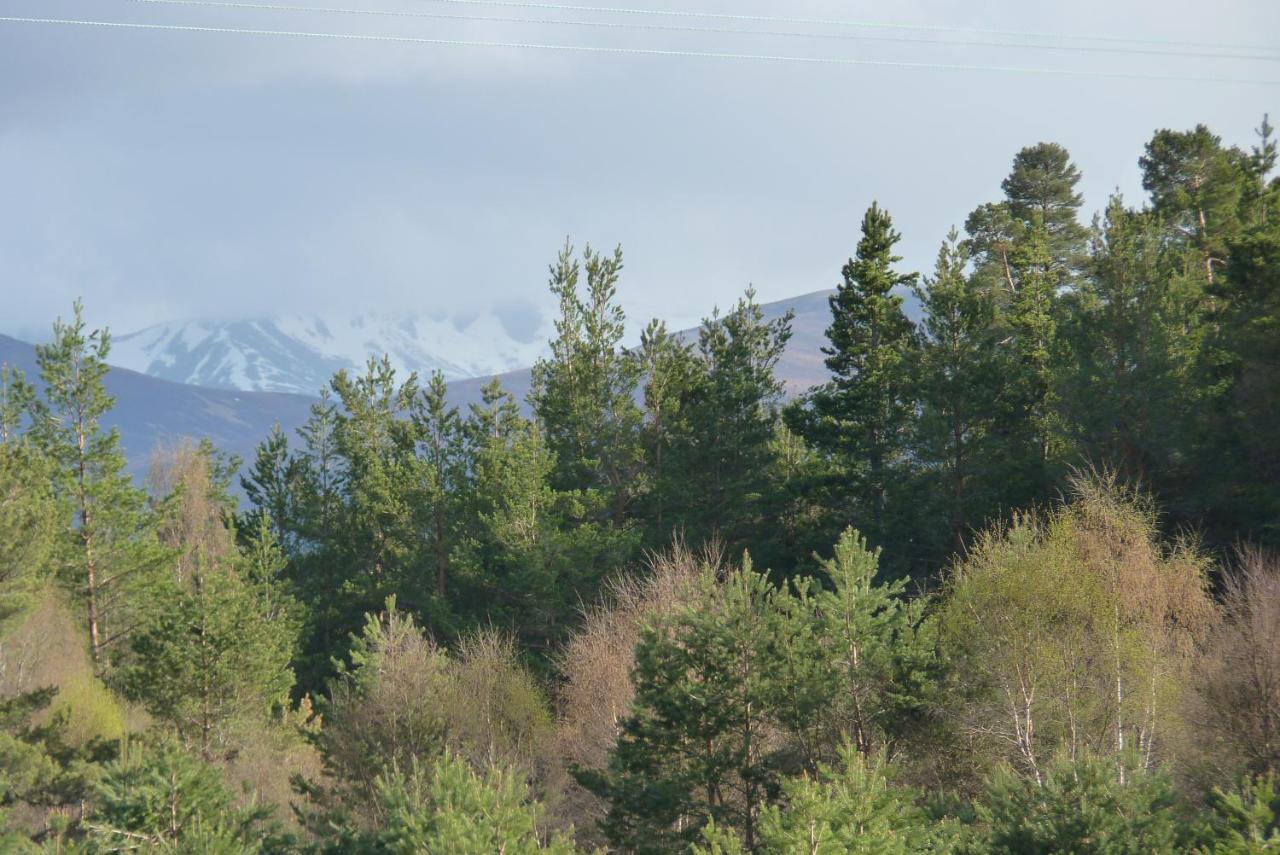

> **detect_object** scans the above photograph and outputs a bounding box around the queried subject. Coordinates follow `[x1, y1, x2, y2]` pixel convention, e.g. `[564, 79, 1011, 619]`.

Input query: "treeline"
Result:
[0, 117, 1276, 851]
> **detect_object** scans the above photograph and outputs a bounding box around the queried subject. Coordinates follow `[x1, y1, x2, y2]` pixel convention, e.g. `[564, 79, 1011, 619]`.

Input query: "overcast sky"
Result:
[1, 0, 1277, 340]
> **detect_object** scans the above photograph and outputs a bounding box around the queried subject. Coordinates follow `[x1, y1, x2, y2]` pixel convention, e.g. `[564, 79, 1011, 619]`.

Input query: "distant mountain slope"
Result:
[111, 309, 553, 395]
[445, 288, 837, 408]
[0, 334, 317, 480]
[1, 289, 857, 479]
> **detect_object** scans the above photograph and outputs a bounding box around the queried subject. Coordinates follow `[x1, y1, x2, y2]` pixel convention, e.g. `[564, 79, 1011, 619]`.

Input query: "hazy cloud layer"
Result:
[2, 0, 1276, 339]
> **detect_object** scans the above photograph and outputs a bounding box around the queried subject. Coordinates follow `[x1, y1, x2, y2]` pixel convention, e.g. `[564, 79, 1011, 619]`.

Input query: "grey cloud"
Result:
[1, 0, 1276, 336]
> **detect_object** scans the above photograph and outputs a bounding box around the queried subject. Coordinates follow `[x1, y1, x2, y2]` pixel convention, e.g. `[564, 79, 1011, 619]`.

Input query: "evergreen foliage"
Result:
[1, 115, 1278, 851]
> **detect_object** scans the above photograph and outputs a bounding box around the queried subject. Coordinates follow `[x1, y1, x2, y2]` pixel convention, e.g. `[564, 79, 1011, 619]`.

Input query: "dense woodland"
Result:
[0, 118, 1278, 852]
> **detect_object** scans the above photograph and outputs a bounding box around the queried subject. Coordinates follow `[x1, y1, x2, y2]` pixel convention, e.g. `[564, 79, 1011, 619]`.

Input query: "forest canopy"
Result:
[0, 117, 1278, 852]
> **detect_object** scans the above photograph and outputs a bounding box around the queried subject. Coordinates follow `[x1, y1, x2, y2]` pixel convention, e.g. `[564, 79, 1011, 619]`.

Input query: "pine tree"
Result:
[88, 735, 279, 850]
[26, 301, 167, 666]
[583, 562, 809, 853]
[662, 290, 792, 553]
[240, 422, 297, 553]
[912, 230, 998, 554]
[294, 388, 346, 547]
[998, 213, 1063, 500]
[459, 380, 635, 654]
[694, 746, 944, 855]
[330, 357, 421, 603]
[529, 240, 644, 525]
[813, 529, 938, 760]
[122, 446, 299, 759]
[409, 371, 466, 601]
[0, 363, 33, 444]
[977, 754, 1184, 855]
[787, 203, 918, 545]
[1141, 124, 1249, 286]
[1001, 142, 1088, 282]
[1195, 155, 1280, 547]
[350, 756, 582, 854]
[0, 443, 59, 632]
[636, 318, 698, 543]
[1061, 197, 1202, 489]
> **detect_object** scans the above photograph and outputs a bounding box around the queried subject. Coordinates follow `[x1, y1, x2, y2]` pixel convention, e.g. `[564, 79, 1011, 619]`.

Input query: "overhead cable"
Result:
[4, 14, 1279, 86]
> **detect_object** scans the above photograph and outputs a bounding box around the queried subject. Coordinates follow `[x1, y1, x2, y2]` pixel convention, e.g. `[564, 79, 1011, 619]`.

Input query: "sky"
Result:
[1, 0, 1277, 341]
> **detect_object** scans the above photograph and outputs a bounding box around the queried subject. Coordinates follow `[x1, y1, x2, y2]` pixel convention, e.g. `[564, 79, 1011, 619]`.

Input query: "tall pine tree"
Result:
[27, 301, 167, 666]
[787, 203, 918, 553]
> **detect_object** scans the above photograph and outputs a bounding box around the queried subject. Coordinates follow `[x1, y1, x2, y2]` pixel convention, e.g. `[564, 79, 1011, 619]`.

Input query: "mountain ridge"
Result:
[1, 289, 847, 479]
[111, 308, 553, 395]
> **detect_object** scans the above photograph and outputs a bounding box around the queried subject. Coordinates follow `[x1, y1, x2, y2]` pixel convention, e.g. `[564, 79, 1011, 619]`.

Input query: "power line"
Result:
[116, 0, 1280, 63]
[406, 0, 1280, 55]
[4, 14, 1279, 86]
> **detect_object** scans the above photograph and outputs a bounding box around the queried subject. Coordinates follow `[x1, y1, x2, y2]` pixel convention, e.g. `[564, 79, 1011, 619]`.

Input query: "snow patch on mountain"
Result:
[112, 309, 552, 395]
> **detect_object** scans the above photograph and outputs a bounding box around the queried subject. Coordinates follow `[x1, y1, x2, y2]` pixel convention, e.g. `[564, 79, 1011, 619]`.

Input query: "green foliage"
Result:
[1198, 774, 1280, 854]
[1001, 141, 1089, 280]
[583, 562, 815, 852]
[338, 755, 581, 854]
[241, 423, 299, 553]
[119, 565, 298, 759]
[1141, 124, 1249, 284]
[409, 370, 467, 603]
[301, 599, 557, 835]
[656, 289, 793, 554]
[812, 528, 939, 758]
[1061, 197, 1202, 489]
[694, 745, 951, 855]
[83, 735, 280, 852]
[583, 530, 938, 852]
[25, 301, 170, 667]
[530, 240, 644, 525]
[0, 444, 59, 634]
[958, 144, 1088, 515]
[787, 202, 918, 552]
[121, 447, 299, 759]
[0, 363, 34, 444]
[940, 477, 1215, 783]
[0, 685, 108, 826]
[457, 381, 636, 655]
[975, 754, 1185, 855]
[911, 231, 999, 559]
[303, 601, 453, 826]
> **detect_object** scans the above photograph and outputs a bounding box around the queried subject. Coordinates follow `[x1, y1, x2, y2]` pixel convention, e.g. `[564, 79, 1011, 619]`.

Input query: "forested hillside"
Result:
[1, 119, 1277, 852]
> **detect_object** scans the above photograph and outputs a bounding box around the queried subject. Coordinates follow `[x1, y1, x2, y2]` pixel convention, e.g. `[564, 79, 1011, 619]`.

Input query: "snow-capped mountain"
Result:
[111, 310, 552, 395]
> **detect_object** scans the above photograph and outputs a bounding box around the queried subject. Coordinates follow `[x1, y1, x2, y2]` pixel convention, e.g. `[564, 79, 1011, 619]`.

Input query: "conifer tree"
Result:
[998, 213, 1063, 497]
[1141, 124, 1249, 285]
[530, 240, 644, 525]
[583, 561, 811, 853]
[1061, 198, 1202, 488]
[912, 231, 998, 553]
[787, 203, 918, 544]
[694, 746, 944, 855]
[330, 357, 421, 602]
[0, 443, 59, 632]
[409, 371, 466, 601]
[0, 363, 33, 444]
[294, 388, 346, 546]
[637, 318, 697, 543]
[122, 446, 299, 759]
[241, 422, 296, 553]
[1001, 142, 1089, 281]
[26, 301, 167, 666]
[348, 756, 582, 854]
[87, 736, 280, 850]
[813, 529, 938, 760]
[662, 290, 792, 553]
[459, 381, 634, 654]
